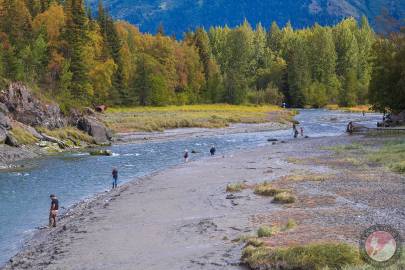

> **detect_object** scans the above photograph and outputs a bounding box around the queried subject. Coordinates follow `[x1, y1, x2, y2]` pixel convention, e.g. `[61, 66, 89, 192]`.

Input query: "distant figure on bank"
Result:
[362, 111, 365, 116]
[300, 127, 304, 137]
[112, 168, 118, 189]
[49, 194, 59, 227]
[210, 145, 216, 156]
[184, 150, 189, 162]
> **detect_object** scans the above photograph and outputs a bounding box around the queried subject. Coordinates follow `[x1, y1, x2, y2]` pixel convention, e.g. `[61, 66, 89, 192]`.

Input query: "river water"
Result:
[0, 109, 381, 265]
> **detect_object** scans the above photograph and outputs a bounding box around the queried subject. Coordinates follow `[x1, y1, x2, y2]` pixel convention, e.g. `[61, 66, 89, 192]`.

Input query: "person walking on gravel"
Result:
[49, 194, 59, 227]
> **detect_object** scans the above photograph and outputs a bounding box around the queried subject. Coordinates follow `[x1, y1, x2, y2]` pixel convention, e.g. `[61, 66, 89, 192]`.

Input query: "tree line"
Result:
[0, 0, 402, 113]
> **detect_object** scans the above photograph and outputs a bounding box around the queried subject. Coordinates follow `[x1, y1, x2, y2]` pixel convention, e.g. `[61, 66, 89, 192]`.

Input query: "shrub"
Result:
[285, 219, 297, 230]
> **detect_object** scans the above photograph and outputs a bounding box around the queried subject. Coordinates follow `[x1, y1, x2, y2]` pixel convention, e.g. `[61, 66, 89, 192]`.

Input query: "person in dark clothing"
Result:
[112, 168, 118, 189]
[49, 194, 59, 227]
[210, 145, 216, 156]
[184, 150, 189, 162]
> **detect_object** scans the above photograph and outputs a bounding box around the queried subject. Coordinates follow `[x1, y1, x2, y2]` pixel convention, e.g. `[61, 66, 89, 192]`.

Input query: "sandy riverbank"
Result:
[2, 134, 404, 270]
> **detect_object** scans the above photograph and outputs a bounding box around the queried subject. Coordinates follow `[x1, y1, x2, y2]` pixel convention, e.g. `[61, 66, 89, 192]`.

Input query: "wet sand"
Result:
[3, 135, 404, 270]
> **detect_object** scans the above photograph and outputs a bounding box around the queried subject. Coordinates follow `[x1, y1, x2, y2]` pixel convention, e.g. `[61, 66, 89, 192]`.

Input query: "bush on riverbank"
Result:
[10, 125, 38, 145]
[104, 105, 292, 133]
[242, 243, 362, 270]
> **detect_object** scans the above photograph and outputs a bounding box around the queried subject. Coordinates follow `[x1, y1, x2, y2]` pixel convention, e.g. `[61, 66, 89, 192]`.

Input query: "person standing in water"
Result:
[300, 127, 304, 137]
[210, 145, 216, 156]
[184, 150, 189, 162]
[112, 168, 118, 189]
[49, 194, 59, 227]
[292, 123, 298, 138]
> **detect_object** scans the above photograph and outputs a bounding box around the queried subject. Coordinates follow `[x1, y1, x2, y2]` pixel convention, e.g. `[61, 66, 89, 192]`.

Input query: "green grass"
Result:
[273, 192, 296, 204]
[254, 182, 287, 196]
[322, 143, 364, 154]
[368, 140, 405, 174]
[226, 182, 247, 192]
[242, 243, 362, 270]
[104, 104, 291, 133]
[37, 127, 95, 145]
[9, 125, 38, 145]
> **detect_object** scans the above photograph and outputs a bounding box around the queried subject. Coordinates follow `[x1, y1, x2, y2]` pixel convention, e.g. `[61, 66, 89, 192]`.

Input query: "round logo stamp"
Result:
[360, 224, 402, 268]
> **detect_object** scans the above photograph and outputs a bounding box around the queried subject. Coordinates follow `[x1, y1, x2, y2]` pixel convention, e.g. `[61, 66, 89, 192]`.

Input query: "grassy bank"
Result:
[104, 104, 294, 133]
[325, 104, 373, 113]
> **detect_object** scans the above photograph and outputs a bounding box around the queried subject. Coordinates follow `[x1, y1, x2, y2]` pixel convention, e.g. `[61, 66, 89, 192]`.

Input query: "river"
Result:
[0, 109, 381, 265]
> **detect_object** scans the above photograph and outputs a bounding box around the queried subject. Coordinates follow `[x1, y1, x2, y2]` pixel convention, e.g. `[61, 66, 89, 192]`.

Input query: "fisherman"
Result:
[300, 127, 304, 137]
[293, 123, 298, 138]
[49, 194, 59, 227]
[346, 121, 354, 134]
[210, 145, 216, 156]
[112, 168, 118, 189]
[184, 150, 189, 162]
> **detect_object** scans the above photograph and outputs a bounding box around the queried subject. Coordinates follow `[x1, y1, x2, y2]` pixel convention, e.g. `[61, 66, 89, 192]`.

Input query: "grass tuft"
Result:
[368, 140, 405, 174]
[273, 192, 296, 204]
[285, 219, 297, 230]
[254, 182, 286, 196]
[242, 243, 362, 270]
[257, 225, 280, 238]
[37, 127, 95, 145]
[9, 125, 38, 145]
[226, 182, 247, 193]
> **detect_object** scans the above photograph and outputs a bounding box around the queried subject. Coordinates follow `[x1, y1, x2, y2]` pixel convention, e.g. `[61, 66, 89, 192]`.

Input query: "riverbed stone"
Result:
[0, 112, 11, 129]
[5, 133, 19, 147]
[0, 102, 8, 113]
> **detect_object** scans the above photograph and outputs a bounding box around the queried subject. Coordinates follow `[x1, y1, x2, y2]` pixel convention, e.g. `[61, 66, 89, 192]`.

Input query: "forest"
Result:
[0, 0, 403, 113]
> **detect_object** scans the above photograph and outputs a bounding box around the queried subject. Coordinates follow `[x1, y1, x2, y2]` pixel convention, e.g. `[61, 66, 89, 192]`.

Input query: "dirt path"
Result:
[3, 135, 404, 270]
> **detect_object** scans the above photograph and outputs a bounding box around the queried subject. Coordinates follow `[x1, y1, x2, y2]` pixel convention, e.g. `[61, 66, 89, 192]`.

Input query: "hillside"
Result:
[90, 0, 404, 36]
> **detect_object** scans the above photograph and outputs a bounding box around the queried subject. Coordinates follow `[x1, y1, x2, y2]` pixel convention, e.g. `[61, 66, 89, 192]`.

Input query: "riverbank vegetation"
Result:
[242, 243, 362, 270]
[0, 0, 402, 115]
[104, 104, 292, 132]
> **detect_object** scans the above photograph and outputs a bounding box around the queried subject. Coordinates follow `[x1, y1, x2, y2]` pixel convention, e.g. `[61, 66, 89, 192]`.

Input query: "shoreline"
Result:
[3, 134, 404, 270]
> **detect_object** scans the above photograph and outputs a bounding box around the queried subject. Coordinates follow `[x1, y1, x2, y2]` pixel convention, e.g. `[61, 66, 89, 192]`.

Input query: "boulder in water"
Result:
[89, 149, 112, 156]
[267, 138, 278, 142]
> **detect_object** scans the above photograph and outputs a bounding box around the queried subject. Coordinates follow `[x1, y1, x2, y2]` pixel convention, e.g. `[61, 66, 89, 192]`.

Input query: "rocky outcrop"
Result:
[0, 82, 66, 129]
[0, 82, 113, 148]
[77, 116, 112, 144]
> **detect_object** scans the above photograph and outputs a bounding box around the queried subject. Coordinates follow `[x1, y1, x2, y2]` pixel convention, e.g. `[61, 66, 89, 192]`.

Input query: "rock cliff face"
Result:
[0, 83, 66, 129]
[0, 82, 112, 149]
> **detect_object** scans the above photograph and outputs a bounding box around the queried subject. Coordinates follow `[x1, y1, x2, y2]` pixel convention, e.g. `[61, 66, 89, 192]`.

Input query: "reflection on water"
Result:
[0, 109, 381, 264]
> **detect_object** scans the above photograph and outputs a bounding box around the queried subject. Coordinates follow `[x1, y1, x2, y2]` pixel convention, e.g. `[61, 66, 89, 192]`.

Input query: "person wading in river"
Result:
[210, 145, 216, 156]
[112, 168, 118, 189]
[49, 194, 59, 227]
[184, 150, 189, 162]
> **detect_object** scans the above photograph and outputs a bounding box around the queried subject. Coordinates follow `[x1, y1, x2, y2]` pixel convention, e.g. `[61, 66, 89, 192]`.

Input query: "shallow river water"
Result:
[0, 109, 381, 265]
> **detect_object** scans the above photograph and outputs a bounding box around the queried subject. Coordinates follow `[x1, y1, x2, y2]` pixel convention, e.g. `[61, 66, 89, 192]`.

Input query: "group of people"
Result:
[48, 145, 217, 228]
[292, 123, 304, 138]
[184, 145, 216, 162]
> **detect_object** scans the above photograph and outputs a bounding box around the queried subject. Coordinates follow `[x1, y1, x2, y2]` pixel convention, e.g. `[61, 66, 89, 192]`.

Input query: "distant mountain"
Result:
[89, 0, 404, 36]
